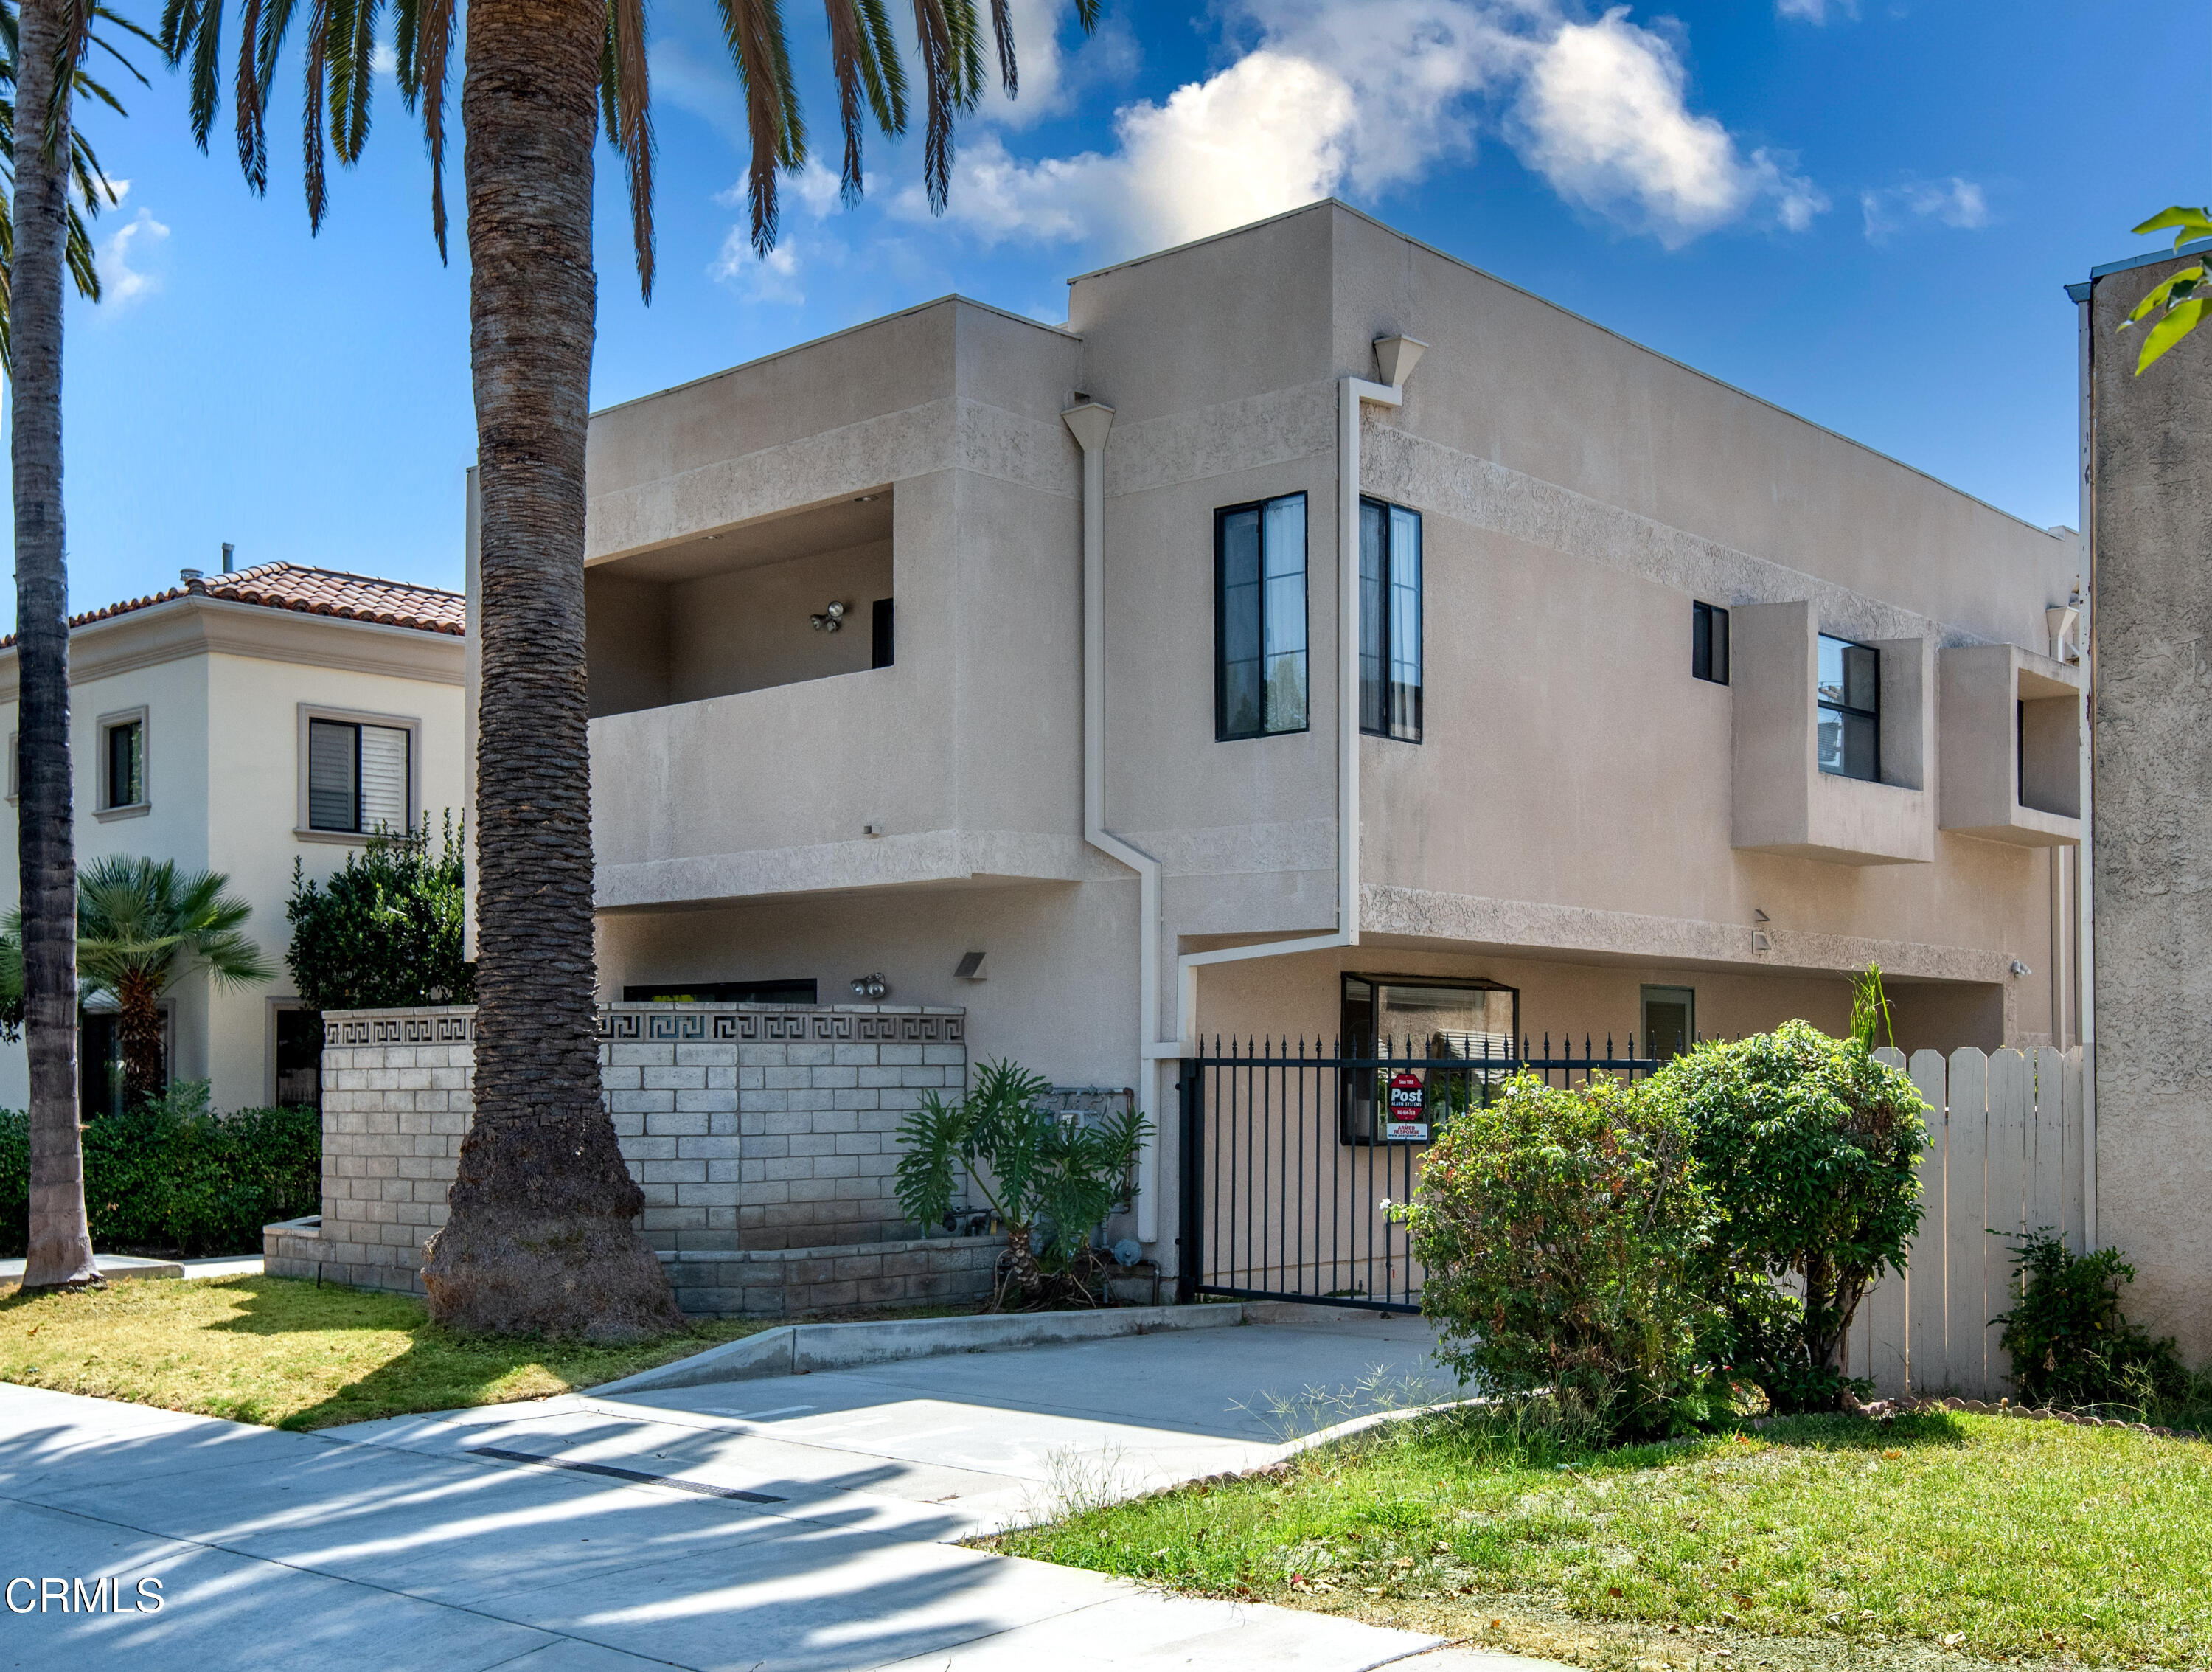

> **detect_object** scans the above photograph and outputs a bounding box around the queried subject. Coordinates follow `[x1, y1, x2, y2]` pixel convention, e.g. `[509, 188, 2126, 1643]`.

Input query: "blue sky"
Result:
[13, 0, 2200, 622]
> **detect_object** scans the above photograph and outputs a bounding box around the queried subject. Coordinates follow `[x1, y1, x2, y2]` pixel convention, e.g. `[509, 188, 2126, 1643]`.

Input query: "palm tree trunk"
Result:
[11, 0, 94, 1291]
[419, 0, 679, 1336]
[117, 968, 164, 1110]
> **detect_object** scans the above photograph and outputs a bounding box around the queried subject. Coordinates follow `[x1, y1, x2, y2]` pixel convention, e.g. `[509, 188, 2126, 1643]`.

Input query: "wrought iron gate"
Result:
[1176, 1034, 1658, 1312]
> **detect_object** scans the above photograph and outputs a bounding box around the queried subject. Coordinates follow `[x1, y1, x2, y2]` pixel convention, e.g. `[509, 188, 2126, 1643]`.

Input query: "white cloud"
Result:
[1860, 175, 1990, 243]
[96, 207, 168, 307]
[902, 0, 1820, 260]
[1516, 9, 1824, 246]
[1777, 0, 1856, 21]
[711, 229, 807, 303]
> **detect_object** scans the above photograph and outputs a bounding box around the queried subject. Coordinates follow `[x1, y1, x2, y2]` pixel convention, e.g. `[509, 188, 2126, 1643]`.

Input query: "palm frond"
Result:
[907, 0, 955, 212]
[327, 0, 376, 164]
[299, 0, 329, 226]
[716, 0, 806, 257]
[986, 0, 1012, 97]
[399, 0, 453, 259]
[606, 0, 654, 297]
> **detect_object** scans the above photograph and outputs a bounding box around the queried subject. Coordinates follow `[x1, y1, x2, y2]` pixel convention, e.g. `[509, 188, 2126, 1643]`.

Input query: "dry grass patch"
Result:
[0, 1274, 953, 1429]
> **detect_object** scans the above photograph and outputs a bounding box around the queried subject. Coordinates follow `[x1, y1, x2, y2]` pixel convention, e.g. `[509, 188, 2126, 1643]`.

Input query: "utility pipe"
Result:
[1062, 336, 1425, 1246]
[2073, 292, 2097, 1250]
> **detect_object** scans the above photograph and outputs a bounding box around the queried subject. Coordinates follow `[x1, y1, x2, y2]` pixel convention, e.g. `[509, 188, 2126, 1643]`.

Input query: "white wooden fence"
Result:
[1841, 1046, 2088, 1400]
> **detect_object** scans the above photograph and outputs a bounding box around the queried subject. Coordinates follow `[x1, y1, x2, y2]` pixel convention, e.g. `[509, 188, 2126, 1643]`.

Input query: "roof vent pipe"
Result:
[222, 542, 235, 574]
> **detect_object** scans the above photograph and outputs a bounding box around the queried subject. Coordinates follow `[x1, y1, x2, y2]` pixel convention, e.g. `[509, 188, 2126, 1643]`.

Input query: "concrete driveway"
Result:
[0, 1308, 1559, 1672]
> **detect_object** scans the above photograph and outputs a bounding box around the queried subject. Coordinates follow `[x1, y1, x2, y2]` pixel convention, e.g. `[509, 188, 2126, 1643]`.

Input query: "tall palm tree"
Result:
[164, 0, 1095, 1336]
[6, 0, 146, 1292]
[1, 858, 276, 1111]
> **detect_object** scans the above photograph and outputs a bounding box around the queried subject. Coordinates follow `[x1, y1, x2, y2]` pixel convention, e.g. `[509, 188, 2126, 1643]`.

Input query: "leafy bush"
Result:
[1655, 1021, 1928, 1411]
[285, 816, 473, 1014]
[1994, 1229, 2189, 1412]
[894, 1059, 1149, 1308]
[0, 1083, 320, 1258]
[1396, 1072, 1721, 1438]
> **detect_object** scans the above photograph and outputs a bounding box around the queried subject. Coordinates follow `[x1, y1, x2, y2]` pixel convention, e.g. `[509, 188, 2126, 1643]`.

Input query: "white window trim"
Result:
[296, 702, 422, 844]
[94, 704, 152, 820]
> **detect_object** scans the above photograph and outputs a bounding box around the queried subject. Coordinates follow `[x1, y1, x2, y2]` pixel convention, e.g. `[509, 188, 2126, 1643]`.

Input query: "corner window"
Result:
[1816, 634, 1879, 782]
[305, 714, 413, 835]
[1692, 600, 1729, 684]
[1215, 493, 1309, 740]
[1359, 499, 1422, 741]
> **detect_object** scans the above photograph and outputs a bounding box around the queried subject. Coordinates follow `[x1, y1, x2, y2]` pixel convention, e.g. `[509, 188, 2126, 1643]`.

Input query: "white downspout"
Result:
[1062, 336, 1425, 1249]
[2074, 291, 2097, 1251]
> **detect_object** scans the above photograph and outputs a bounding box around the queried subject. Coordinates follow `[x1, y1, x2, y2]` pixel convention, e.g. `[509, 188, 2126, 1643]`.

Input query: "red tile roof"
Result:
[1, 562, 466, 647]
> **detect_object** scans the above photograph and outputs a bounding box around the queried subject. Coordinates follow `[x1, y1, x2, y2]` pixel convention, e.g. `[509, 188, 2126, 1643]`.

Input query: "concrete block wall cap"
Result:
[263, 1214, 323, 1235]
[590, 1303, 1248, 1395]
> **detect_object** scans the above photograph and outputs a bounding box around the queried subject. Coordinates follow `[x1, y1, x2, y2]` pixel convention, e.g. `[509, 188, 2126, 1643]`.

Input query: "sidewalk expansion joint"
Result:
[467, 1446, 789, 1503]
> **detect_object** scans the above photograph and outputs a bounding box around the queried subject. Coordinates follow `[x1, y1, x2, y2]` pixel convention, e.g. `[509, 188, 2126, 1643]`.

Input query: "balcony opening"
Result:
[587, 490, 893, 719]
[2018, 668, 2081, 819]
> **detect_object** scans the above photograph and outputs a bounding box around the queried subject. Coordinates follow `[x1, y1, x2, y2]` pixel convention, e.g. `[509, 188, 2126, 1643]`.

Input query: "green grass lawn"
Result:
[992, 1404, 2212, 1670]
[0, 1274, 953, 1430]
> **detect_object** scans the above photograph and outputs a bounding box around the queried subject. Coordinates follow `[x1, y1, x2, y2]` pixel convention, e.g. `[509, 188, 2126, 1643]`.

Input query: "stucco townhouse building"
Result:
[0, 561, 467, 1116]
[482, 200, 2085, 1283]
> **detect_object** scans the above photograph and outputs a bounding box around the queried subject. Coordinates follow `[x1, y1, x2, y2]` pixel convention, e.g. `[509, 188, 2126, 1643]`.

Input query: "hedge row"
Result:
[0, 1095, 320, 1259]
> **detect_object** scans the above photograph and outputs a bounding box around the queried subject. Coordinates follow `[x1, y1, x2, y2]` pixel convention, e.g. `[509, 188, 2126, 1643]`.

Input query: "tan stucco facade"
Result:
[563, 202, 2083, 1268]
[0, 594, 466, 1113]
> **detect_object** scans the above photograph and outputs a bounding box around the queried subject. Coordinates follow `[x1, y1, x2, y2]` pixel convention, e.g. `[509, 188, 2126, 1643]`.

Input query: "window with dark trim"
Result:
[871, 597, 894, 669]
[1359, 498, 1422, 740]
[1816, 634, 1879, 782]
[1692, 600, 1729, 684]
[102, 716, 145, 809]
[307, 718, 411, 833]
[1215, 493, 1309, 740]
[622, 979, 819, 1005]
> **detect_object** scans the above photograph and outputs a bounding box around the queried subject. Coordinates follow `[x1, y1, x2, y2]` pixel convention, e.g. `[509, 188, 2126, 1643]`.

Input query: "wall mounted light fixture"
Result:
[850, 972, 888, 999]
[811, 601, 848, 633]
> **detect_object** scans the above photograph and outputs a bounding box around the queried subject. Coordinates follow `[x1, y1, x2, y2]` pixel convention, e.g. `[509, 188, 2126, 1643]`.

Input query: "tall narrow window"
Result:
[102, 717, 145, 809]
[1692, 600, 1729, 684]
[307, 718, 412, 833]
[1359, 499, 1423, 740]
[1215, 493, 1308, 740]
[1816, 634, 1879, 782]
[871, 597, 894, 669]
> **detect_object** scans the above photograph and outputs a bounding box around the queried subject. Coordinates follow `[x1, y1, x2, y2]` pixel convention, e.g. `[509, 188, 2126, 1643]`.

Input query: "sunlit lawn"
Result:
[992, 1404, 2212, 1669]
[0, 1274, 948, 1430]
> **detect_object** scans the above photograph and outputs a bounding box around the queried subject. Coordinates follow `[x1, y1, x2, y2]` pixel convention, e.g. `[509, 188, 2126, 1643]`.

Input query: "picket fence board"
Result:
[1906, 1048, 1952, 1396]
[1944, 1049, 1992, 1395]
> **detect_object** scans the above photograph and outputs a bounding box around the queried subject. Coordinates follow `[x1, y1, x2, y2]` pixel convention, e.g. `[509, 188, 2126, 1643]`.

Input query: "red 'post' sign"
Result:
[1385, 1070, 1428, 1142]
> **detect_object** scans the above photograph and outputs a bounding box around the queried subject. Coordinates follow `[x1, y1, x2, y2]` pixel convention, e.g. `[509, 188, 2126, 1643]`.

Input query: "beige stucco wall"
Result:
[2084, 249, 2212, 1364]
[0, 598, 465, 1114]
[571, 201, 2085, 1266]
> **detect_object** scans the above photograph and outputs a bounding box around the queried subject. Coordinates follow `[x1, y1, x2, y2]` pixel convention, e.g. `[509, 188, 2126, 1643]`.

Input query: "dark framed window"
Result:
[1215, 493, 1309, 740]
[1692, 600, 1729, 684]
[1816, 634, 1879, 781]
[1359, 498, 1422, 740]
[80, 1005, 168, 1118]
[308, 718, 411, 833]
[102, 717, 145, 808]
[622, 979, 819, 1005]
[1340, 974, 1517, 1144]
[1641, 985, 1695, 1061]
[871, 597, 894, 670]
[275, 1005, 323, 1110]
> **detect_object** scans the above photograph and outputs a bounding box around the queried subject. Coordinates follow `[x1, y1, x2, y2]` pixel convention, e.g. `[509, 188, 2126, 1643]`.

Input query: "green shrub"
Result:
[286, 816, 473, 1014]
[0, 1082, 320, 1258]
[1994, 1229, 2189, 1412]
[1655, 1021, 1928, 1411]
[1396, 1072, 1721, 1438]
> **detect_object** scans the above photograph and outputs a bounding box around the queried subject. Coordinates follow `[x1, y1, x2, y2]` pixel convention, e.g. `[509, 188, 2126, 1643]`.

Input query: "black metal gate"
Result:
[1176, 1034, 1658, 1313]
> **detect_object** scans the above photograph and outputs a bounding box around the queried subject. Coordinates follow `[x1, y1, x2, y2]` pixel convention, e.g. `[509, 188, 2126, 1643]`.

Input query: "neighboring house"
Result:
[468, 200, 2083, 1270]
[2067, 239, 2212, 1364]
[0, 561, 467, 1115]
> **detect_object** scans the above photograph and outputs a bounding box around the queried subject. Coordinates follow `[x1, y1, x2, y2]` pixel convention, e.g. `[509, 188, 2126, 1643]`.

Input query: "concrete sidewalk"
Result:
[0, 1311, 1562, 1671]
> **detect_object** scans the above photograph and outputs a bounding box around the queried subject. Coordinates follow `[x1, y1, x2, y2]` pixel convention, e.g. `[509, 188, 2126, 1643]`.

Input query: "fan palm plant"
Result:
[8, 0, 147, 1292]
[161, 0, 1097, 1337]
[2, 858, 276, 1111]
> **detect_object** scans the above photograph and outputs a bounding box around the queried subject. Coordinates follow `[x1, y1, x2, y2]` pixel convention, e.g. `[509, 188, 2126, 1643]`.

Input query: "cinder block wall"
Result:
[282, 1002, 970, 1302]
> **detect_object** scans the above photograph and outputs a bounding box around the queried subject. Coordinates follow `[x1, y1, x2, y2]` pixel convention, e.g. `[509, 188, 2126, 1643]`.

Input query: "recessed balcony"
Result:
[1938, 643, 2083, 847]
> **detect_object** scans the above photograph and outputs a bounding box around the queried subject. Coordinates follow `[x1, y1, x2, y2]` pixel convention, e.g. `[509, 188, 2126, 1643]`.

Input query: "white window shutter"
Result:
[358, 725, 411, 834]
[307, 721, 358, 831]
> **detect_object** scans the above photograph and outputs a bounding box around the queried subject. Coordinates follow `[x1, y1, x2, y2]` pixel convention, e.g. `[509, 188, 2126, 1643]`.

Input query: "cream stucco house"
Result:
[0, 561, 467, 1115]
[460, 201, 2084, 1277]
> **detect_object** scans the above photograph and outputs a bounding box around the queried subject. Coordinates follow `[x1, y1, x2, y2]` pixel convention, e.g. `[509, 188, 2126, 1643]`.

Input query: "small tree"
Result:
[1658, 1020, 1927, 1411]
[285, 816, 473, 1014]
[894, 1058, 1148, 1308]
[0, 857, 276, 1110]
[1397, 1072, 1720, 1437]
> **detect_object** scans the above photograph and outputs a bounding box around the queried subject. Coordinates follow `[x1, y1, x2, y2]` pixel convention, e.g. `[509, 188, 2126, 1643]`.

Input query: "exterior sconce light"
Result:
[851, 972, 888, 999]
[811, 601, 847, 632]
[2010, 960, 2033, 978]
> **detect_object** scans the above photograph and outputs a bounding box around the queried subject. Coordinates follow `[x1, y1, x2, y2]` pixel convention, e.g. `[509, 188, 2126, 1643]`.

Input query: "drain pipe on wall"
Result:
[1062, 335, 1426, 1248]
